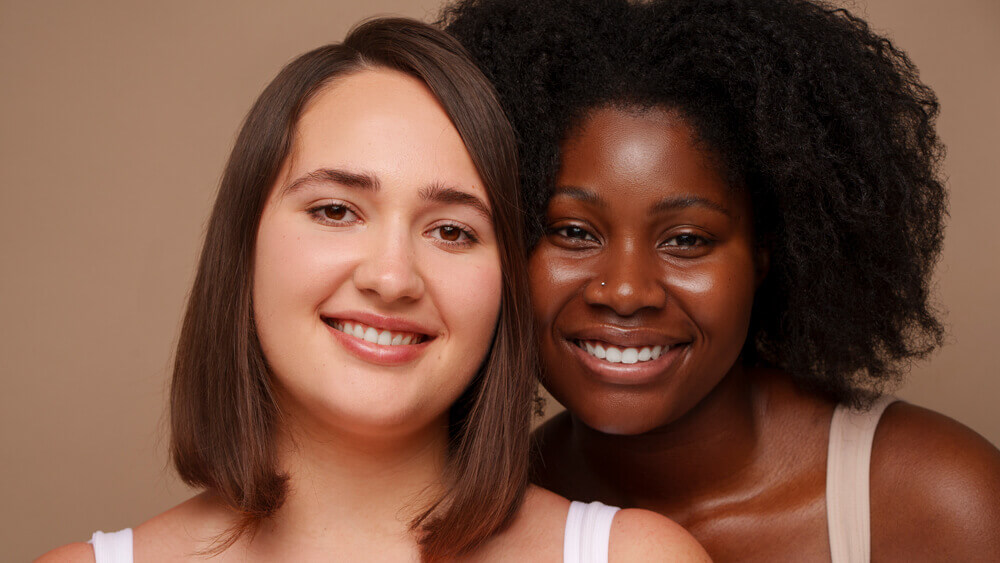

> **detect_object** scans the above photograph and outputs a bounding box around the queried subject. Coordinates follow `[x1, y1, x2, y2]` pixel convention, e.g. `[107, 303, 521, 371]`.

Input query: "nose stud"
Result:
[600, 282, 606, 286]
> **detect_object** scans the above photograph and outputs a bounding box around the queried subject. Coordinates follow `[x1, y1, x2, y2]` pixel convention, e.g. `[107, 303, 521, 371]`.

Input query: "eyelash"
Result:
[307, 203, 479, 248]
[548, 223, 713, 253]
[661, 233, 711, 249]
[308, 202, 361, 226]
[427, 222, 479, 248]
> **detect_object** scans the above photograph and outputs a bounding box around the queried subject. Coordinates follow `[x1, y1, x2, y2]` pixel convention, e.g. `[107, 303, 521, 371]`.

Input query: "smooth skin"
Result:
[531, 106, 1000, 561]
[39, 73, 707, 562]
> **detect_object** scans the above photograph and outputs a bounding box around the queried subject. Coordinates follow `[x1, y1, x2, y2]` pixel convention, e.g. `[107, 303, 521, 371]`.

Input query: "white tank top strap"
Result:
[88, 528, 133, 563]
[826, 395, 897, 563]
[564, 500, 621, 563]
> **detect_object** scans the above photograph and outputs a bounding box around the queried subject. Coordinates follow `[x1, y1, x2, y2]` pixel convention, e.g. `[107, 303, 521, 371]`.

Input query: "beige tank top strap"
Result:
[826, 395, 897, 563]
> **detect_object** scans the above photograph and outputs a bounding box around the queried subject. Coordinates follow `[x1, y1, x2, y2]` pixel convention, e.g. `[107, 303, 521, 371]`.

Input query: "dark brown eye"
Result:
[440, 225, 461, 241]
[323, 205, 347, 221]
[555, 225, 597, 241]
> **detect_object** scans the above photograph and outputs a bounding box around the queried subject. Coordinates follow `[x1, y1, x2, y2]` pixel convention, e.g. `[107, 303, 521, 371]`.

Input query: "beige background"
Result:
[2, 0, 997, 559]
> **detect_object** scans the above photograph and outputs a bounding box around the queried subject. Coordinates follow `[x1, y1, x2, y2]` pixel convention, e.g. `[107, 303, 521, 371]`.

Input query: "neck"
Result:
[246, 411, 450, 559]
[571, 364, 768, 511]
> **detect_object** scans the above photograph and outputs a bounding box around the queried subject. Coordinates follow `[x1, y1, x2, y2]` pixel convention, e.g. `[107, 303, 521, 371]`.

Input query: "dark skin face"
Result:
[530, 106, 1000, 562]
[530, 106, 759, 436]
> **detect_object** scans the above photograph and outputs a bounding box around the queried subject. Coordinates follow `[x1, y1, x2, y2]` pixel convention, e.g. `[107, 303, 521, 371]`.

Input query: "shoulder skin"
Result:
[871, 401, 1000, 560]
[610, 508, 710, 562]
[35, 541, 95, 563]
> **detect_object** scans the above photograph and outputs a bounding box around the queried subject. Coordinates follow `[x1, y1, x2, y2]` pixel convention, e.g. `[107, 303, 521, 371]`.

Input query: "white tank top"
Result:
[826, 395, 896, 563]
[89, 501, 621, 563]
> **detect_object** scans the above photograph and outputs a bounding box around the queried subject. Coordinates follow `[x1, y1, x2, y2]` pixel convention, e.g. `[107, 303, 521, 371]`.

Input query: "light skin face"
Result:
[253, 69, 502, 442]
[530, 106, 760, 435]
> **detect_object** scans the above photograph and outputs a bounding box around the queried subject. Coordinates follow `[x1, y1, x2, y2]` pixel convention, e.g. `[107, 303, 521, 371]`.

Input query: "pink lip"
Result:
[326, 322, 433, 366]
[324, 310, 436, 336]
[322, 311, 437, 366]
[563, 337, 686, 386]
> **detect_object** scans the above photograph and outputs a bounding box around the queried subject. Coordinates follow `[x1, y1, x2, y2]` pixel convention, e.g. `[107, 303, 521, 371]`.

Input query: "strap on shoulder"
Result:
[826, 396, 896, 563]
[88, 528, 133, 563]
[564, 500, 621, 563]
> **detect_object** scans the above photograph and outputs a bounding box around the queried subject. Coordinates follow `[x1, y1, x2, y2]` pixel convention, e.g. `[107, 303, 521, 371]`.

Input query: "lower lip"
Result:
[326, 323, 432, 366]
[565, 339, 686, 386]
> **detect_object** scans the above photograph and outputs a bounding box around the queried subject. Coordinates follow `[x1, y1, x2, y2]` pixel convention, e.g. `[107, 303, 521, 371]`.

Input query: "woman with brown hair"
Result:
[39, 17, 705, 562]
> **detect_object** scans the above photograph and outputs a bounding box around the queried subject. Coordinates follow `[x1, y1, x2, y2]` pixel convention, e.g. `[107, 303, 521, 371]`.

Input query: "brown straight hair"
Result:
[169, 17, 535, 560]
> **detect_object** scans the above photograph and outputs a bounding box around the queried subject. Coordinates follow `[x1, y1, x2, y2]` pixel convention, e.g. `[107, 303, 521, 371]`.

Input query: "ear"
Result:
[754, 245, 770, 289]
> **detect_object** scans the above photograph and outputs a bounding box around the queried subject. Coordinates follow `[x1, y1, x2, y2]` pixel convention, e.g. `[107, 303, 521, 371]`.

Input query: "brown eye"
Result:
[323, 205, 348, 221]
[440, 225, 461, 241]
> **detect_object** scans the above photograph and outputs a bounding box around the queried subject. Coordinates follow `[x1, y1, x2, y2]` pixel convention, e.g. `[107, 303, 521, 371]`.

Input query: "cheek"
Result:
[528, 246, 586, 325]
[669, 252, 757, 343]
[427, 250, 503, 344]
[252, 214, 356, 348]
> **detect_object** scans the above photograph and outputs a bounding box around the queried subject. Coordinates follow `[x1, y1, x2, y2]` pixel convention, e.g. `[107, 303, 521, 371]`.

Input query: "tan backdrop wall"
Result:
[2, 0, 997, 559]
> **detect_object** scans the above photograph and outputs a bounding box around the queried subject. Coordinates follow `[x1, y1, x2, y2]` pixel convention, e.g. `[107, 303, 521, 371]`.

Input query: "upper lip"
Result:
[564, 326, 688, 348]
[321, 310, 436, 336]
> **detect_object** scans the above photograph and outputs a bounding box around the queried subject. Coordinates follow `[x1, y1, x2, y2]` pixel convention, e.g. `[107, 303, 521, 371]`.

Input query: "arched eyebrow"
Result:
[282, 168, 380, 197]
[650, 195, 731, 217]
[419, 182, 492, 221]
[553, 186, 730, 217]
[281, 168, 492, 221]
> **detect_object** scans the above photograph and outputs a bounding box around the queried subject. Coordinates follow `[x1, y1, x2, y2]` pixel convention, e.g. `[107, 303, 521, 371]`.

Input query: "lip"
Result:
[325, 310, 437, 336]
[566, 325, 687, 349]
[322, 310, 437, 366]
[560, 327, 688, 386]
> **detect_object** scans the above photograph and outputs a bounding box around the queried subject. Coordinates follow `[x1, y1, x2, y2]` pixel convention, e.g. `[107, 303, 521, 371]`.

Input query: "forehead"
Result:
[284, 68, 485, 199]
[557, 106, 737, 206]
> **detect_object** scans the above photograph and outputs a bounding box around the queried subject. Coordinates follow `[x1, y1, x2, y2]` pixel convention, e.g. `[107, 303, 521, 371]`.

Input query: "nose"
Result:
[583, 238, 667, 316]
[352, 225, 425, 304]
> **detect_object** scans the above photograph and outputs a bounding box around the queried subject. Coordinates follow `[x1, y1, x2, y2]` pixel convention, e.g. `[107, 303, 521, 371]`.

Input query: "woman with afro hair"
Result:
[443, 0, 1000, 560]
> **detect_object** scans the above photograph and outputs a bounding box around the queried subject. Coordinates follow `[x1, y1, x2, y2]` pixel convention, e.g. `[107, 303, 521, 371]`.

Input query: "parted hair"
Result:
[443, 0, 947, 406]
[170, 17, 534, 561]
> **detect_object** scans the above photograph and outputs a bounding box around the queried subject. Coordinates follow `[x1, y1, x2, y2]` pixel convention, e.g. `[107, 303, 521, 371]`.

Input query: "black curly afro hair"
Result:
[442, 0, 947, 405]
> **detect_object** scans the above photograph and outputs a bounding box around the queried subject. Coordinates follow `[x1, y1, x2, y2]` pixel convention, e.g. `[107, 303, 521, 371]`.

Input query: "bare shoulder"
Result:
[471, 485, 569, 561]
[871, 401, 1000, 559]
[609, 509, 709, 562]
[133, 492, 237, 560]
[35, 542, 95, 563]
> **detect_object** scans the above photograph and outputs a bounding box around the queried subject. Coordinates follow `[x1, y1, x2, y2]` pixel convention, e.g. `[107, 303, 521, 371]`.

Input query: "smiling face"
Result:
[530, 106, 759, 435]
[253, 69, 502, 438]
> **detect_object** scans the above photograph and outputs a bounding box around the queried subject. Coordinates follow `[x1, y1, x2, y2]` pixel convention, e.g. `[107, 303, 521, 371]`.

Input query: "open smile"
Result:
[573, 339, 666, 364]
[324, 318, 430, 346]
[561, 330, 689, 385]
[322, 313, 436, 366]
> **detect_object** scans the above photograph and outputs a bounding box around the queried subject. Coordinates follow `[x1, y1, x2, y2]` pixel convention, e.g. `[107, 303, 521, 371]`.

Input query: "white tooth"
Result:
[621, 348, 639, 364]
[402, 335, 413, 345]
[341, 322, 352, 334]
[652, 345, 663, 359]
[391, 334, 403, 345]
[638, 347, 652, 361]
[594, 344, 606, 359]
[377, 330, 392, 345]
[363, 327, 379, 343]
[584, 341, 594, 354]
[352, 324, 365, 339]
[605, 347, 622, 363]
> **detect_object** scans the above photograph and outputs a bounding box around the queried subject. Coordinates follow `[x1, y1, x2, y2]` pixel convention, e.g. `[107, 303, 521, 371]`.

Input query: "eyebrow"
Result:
[282, 168, 380, 197]
[419, 182, 492, 221]
[282, 167, 491, 220]
[650, 195, 731, 217]
[553, 185, 730, 217]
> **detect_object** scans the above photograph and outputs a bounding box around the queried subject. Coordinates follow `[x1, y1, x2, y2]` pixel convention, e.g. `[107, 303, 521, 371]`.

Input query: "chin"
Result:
[567, 395, 676, 436]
